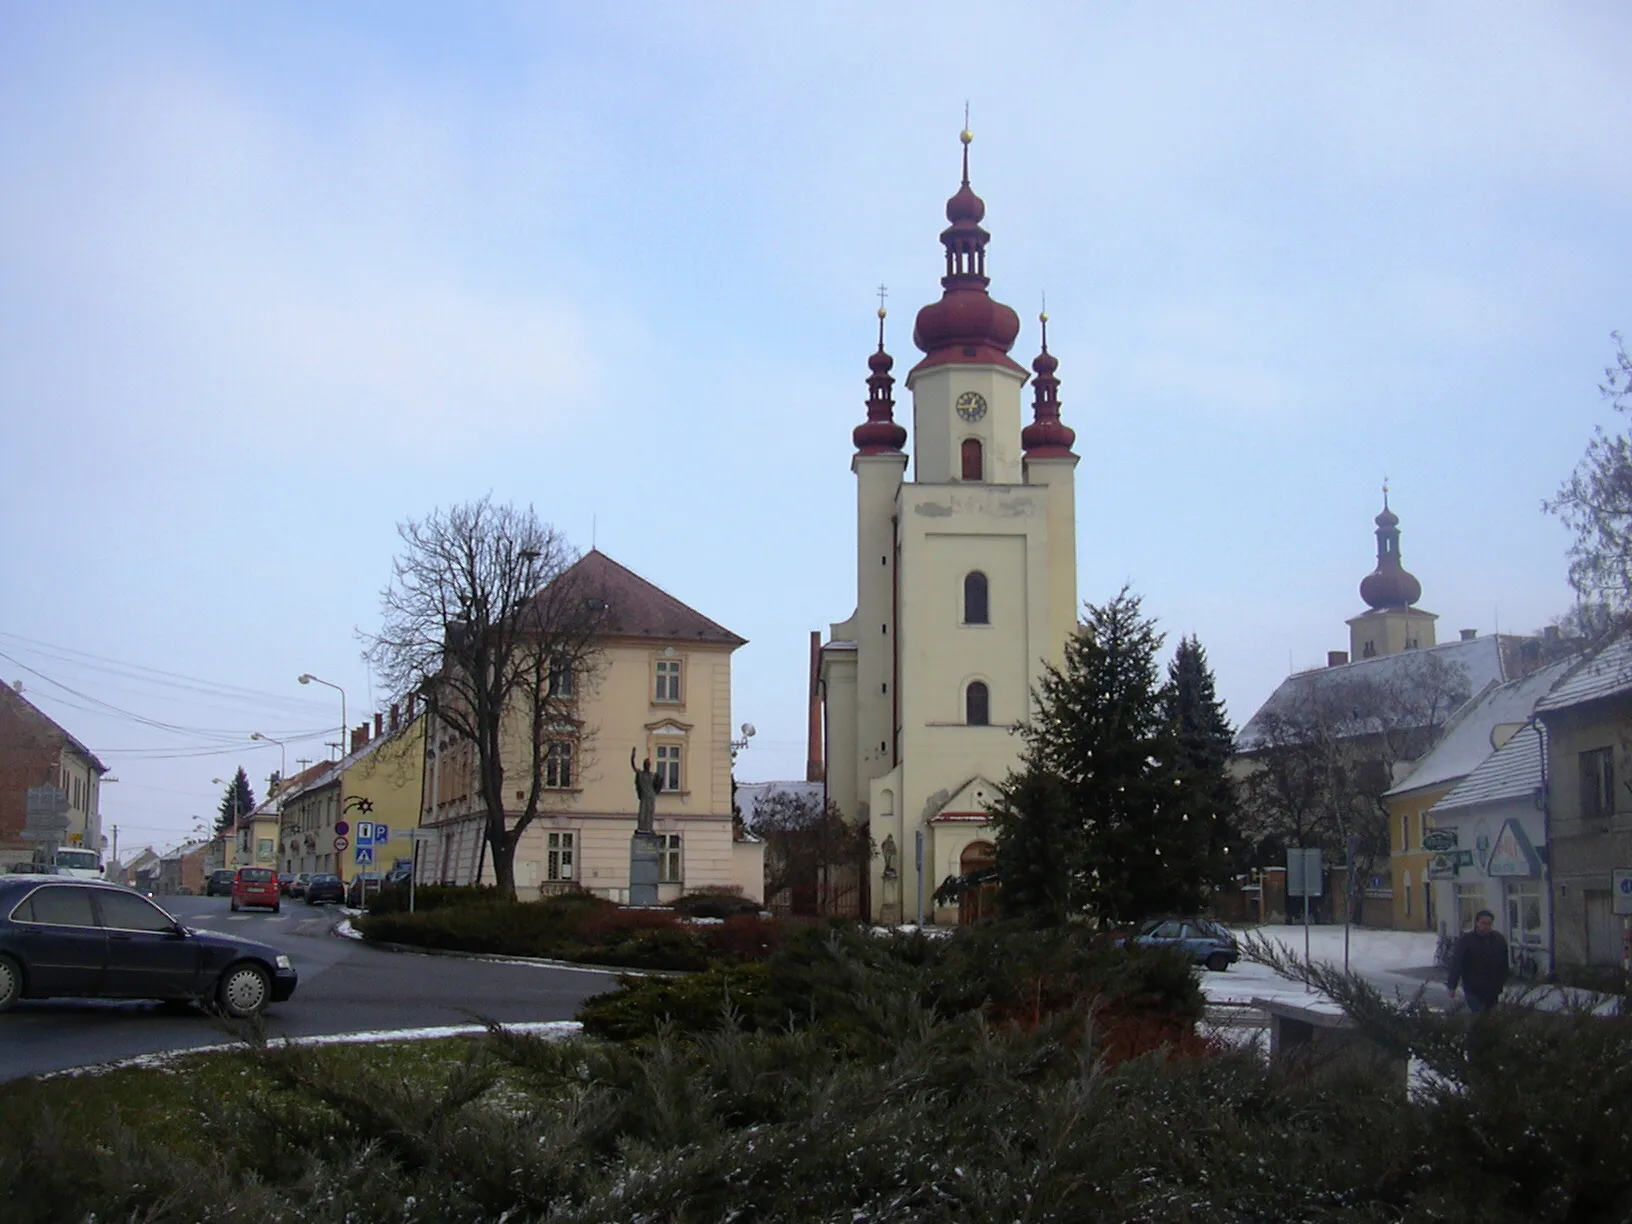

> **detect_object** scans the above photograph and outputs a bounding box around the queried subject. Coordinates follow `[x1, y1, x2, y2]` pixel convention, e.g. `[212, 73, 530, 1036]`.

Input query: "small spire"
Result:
[960, 104, 973, 185]
[854, 297, 906, 455]
[1382, 476, 1390, 510]
[1022, 306, 1076, 459]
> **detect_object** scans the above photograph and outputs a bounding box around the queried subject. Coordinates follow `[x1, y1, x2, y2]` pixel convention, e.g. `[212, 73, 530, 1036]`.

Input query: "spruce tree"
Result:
[216, 767, 256, 837]
[989, 766, 1077, 924]
[1157, 634, 1239, 906]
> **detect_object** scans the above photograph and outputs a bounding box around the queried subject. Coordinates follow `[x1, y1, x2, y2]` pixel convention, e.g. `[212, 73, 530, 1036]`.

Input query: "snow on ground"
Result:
[1202, 923, 1441, 1010]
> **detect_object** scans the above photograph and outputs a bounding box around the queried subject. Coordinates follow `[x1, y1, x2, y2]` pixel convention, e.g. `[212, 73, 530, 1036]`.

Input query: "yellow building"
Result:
[277, 706, 426, 884]
[821, 133, 1080, 924]
[421, 550, 757, 902]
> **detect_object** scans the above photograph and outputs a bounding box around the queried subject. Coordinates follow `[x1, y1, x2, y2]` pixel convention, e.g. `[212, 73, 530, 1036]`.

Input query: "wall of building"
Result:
[1543, 702, 1632, 967]
[1388, 783, 1453, 930]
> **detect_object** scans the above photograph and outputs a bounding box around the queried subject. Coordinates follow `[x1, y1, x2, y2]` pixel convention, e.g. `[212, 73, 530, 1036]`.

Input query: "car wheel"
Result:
[0, 954, 22, 1012]
[230, 899, 240, 912]
[1206, 952, 1231, 973]
[216, 962, 271, 1019]
[272, 903, 281, 914]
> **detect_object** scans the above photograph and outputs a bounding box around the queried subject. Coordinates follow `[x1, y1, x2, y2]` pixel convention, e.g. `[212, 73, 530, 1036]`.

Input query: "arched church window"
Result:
[964, 571, 988, 624]
[966, 681, 989, 726]
[961, 438, 983, 481]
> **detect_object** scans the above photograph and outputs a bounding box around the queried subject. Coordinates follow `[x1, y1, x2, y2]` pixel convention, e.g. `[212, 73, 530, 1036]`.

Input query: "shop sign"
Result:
[1421, 829, 1458, 853]
[1427, 852, 1459, 879]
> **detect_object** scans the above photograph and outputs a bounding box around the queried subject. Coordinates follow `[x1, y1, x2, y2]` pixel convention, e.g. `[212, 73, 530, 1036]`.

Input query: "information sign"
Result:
[355, 821, 375, 844]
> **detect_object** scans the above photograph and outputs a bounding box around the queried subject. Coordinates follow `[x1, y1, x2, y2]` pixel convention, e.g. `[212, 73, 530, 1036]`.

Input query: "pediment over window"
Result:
[927, 775, 1003, 822]
[644, 717, 693, 736]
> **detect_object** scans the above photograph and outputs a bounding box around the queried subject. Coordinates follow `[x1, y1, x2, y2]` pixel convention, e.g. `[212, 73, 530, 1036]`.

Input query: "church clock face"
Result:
[955, 391, 988, 423]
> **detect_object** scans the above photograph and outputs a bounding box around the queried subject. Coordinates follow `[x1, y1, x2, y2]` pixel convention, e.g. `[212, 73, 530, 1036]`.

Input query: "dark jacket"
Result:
[1447, 929, 1510, 997]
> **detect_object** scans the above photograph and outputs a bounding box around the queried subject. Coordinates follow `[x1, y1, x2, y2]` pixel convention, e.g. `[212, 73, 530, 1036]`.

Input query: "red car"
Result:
[231, 866, 281, 913]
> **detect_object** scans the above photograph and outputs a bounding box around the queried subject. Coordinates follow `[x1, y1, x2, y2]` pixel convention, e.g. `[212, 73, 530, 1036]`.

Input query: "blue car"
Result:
[1131, 917, 1240, 972]
[0, 876, 297, 1018]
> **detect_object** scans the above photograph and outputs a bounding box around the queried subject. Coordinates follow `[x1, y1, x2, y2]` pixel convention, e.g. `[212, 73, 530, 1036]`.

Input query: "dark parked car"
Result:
[345, 873, 384, 907]
[1130, 917, 1240, 971]
[0, 877, 297, 1017]
[277, 872, 295, 896]
[304, 873, 344, 905]
[205, 869, 236, 897]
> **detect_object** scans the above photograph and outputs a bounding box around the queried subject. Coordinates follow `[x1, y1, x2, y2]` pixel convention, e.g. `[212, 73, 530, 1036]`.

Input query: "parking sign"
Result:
[373, 823, 390, 845]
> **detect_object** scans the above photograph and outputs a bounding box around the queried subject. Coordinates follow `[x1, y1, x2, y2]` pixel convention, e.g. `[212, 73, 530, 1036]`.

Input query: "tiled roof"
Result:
[1429, 723, 1548, 814]
[0, 684, 108, 773]
[562, 551, 746, 647]
[1386, 658, 1573, 797]
[1236, 635, 1516, 752]
[268, 759, 339, 806]
[1534, 634, 1632, 714]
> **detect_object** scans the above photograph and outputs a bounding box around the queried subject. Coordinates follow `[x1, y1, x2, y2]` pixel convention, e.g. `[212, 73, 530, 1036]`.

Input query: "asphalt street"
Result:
[0, 894, 619, 1081]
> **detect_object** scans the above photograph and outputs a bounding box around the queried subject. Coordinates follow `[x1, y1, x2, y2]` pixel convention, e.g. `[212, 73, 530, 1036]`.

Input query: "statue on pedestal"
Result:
[631, 747, 663, 834]
[881, 833, 899, 880]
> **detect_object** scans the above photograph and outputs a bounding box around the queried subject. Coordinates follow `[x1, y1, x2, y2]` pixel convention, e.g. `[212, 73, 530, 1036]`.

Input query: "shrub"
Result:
[361, 883, 502, 917]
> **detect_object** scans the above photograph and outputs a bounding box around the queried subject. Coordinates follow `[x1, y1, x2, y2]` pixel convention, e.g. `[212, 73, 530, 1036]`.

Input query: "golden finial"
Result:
[1040, 290, 1048, 324]
[876, 283, 888, 319]
[961, 101, 972, 145]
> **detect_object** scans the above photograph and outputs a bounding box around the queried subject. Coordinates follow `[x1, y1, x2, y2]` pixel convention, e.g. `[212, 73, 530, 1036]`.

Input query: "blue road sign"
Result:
[354, 846, 374, 866]
[373, 823, 390, 845]
[356, 821, 374, 844]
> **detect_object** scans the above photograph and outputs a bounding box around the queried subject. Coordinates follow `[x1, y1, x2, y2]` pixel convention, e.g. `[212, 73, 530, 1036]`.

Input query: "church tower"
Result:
[1346, 487, 1437, 659]
[821, 129, 1079, 924]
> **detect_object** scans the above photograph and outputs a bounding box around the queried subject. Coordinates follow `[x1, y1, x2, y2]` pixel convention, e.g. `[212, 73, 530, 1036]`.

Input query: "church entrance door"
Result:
[958, 841, 998, 925]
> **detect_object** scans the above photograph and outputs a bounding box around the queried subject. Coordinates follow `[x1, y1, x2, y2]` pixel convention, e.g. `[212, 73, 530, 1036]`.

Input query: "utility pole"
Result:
[110, 825, 118, 879]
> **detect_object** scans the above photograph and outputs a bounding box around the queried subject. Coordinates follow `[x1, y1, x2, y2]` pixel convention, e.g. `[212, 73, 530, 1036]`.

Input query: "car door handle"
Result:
[109, 933, 134, 941]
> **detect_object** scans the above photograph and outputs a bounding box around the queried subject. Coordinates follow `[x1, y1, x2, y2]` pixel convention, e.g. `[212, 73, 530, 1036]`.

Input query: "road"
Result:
[0, 894, 620, 1082]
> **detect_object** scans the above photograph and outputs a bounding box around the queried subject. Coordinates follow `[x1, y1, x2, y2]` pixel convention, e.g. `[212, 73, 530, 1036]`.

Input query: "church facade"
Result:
[821, 132, 1080, 924]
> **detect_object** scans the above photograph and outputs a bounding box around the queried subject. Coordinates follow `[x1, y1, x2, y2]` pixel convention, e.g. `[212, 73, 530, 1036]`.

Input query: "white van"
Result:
[39, 848, 104, 879]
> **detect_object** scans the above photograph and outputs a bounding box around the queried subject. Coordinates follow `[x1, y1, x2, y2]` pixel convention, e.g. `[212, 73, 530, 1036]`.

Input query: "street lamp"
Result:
[250, 732, 287, 781]
[298, 673, 347, 762]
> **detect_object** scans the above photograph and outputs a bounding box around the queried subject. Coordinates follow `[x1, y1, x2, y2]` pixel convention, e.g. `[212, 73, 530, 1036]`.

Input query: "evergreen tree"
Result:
[996, 592, 1234, 924]
[1157, 635, 1239, 902]
[989, 766, 1077, 924]
[216, 767, 255, 837]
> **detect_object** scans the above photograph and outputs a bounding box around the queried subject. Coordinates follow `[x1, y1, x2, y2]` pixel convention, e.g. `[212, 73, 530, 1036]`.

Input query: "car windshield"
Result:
[212, 870, 234, 880]
[240, 869, 275, 882]
[311, 874, 339, 883]
[55, 850, 100, 870]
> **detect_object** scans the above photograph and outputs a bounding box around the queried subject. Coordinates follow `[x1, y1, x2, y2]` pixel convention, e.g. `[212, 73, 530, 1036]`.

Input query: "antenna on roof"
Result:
[592, 515, 597, 550]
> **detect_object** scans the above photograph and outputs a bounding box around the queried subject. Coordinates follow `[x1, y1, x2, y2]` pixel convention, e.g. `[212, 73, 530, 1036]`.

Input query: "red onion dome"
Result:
[1358, 489, 1421, 608]
[854, 308, 907, 454]
[910, 129, 1026, 375]
[1021, 312, 1077, 458]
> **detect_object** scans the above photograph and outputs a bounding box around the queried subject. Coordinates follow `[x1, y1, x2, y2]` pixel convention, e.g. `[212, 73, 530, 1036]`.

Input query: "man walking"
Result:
[1447, 909, 1509, 1013]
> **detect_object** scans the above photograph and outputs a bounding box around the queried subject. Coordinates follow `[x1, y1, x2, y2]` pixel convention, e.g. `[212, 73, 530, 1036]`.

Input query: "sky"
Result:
[3, 3, 1628, 856]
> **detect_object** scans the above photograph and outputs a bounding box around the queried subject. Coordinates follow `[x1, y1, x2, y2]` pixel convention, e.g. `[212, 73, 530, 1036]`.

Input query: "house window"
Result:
[961, 438, 983, 481]
[546, 831, 575, 881]
[656, 743, 682, 791]
[257, 838, 273, 860]
[544, 741, 574, 789]
[1363, 641, 1377, 658]
[1580, 747, 1614, 821]
[655, 657, 682, 703]
[1404, 870, 1412, 917]
[658, 833, 682, 883]
[1400, 812, 1410, 850]
[964, 572, 989, 625]
[547, 656, 574, 698]
[966, 681, 990, 727]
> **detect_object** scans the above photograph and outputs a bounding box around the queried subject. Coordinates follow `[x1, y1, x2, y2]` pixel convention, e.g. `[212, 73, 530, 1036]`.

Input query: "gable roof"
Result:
[1429, 722, 1548, 815]
[1534, 634, 1632, 715]
[1386, 658, 1573, 797]
[1236, 635, 1521, 752]
[0, 684, 108, 773]
[559, 550, 746, 648]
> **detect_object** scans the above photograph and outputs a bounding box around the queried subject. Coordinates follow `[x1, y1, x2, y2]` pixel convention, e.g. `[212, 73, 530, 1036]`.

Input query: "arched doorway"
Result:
[959, 840, 998, 925]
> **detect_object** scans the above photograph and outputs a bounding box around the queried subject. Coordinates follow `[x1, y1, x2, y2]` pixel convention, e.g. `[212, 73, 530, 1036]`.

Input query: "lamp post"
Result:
[250, 732, 287, 784]
[298, 674, 347, 763]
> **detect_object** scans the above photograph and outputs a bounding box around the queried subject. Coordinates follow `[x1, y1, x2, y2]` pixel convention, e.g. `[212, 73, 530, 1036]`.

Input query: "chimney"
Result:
[351, 723, 370, 753]
[1327, 651, 1349, 667]
[374, 712, 384, 737]
[1460, 628, 1477, 641]
[1543, 625, 1561, 642]
[806, 630, 825, 783]
[389, 703, 400, 732]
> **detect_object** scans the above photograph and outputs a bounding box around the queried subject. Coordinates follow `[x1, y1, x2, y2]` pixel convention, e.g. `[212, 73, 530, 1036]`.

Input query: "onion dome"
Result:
[1358, 487, 1422, 608]
[910, 129, 1024, 375]
[853, 307, 907, 454]
[1021, 310, 1077, 458]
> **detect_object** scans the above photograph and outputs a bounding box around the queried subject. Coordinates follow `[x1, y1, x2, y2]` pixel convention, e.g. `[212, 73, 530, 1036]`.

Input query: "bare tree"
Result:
[365, 498, 607, 899]
[750, 790, 871, 917]
[1547, 334, 1632, 623]
[1237, 651, 1471, 920]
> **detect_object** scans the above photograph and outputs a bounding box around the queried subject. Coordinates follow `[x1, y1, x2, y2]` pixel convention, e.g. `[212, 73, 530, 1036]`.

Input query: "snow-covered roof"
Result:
[1429, 722, 1548, 815]
[1534, 634, 1632, 715]
[1236, 635, 1518, 752]
[735, 779, 823, 823]
[1386, 658, 1573, 797]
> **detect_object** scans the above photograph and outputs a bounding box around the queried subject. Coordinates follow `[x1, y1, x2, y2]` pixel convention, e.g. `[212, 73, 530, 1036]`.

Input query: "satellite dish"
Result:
[741, 723, 756, 738]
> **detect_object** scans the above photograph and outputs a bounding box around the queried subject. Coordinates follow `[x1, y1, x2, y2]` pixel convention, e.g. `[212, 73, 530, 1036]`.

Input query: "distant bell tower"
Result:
[1347, 485, 1437, 658]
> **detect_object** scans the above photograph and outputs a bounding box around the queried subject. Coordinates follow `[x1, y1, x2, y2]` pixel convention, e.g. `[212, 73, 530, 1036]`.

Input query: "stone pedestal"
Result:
[629, 831, 662, 906]
[879, 872, 902, 926]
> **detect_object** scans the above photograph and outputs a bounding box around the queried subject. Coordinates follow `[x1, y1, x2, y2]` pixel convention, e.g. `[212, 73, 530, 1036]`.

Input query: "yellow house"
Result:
[421, 550, 756, 903]
[277, 706, 426, 885]
[234, 795, 282, 870]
